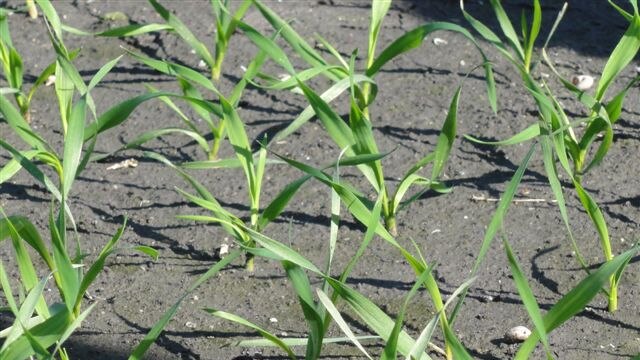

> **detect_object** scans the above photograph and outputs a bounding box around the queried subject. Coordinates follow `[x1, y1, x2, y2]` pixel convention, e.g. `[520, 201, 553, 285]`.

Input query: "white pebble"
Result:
[45, 75, 56, 86]
[269, 317, 278, 323]
[185, 321, 197, 328]
[572, 75, 594, 91]
[197, 59, 207, 69]
[218, 243, 229, 258]
[505, 326, 531, 343]
[433, 37, 448, 46]
[459, 60, 466, 67]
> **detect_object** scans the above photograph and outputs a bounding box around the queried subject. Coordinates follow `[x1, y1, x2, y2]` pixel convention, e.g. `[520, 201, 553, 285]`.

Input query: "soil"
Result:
[1, 1, 639, 359]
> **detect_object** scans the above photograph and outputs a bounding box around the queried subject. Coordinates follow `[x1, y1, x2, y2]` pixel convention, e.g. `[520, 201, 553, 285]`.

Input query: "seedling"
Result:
[86, 0, 252, 160]
[243, 0, 497, 236]
[461, 0, 640, 312]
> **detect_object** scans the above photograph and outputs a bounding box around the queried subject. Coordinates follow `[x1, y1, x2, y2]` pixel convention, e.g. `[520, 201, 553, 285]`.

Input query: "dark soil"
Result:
[1, 1, 639, 359]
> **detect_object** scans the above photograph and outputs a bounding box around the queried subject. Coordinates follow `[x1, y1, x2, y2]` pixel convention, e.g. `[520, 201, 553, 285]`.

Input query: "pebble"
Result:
[45, 75, 56, 86]
[217, 243, 229, 258]
[504, 326, 532, 343]
[185, 321, 197, 329]
[433, 37, 448, 46]
[572, 75, 594, 91]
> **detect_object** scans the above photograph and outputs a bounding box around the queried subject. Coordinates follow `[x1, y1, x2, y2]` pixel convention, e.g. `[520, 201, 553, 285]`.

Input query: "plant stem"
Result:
[385, 214, 397, 237]
[211, 51, 224, 81]
[608, 279, 618, 312]
[208, 133, 222, 160]
[26, 0, 38, 19]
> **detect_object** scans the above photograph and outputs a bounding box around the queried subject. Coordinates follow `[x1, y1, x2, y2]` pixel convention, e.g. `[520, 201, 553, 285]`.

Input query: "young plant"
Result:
[0, 210, 140, 359]
[0, 7, 58, 123]
[240, 0, 497, 236]
[502, 235, 639, 359]
[189, 182, 477, 359]
[98, 0, 251, 82]
[460, 0, 640, 312]
[79, 0, 252, 160]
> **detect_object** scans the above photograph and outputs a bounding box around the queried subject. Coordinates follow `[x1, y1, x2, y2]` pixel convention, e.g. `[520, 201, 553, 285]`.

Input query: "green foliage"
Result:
[1, 1, 638, 359]
[462, 0, 640, 312]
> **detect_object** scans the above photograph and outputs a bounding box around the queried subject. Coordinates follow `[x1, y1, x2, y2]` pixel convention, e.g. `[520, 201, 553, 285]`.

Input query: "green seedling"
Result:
[192, 196, 477, 359]
[461, 0, 640, 312]
[0, 8, 58, 123]
[94, 0, 251, 82]
[124, 149, 387, 359]
[218, 149, 476, 359]
[241, 0, 497, 236]
[503, 235, 639, 359]
[0, 2, 157, 357]
[78, 0, 251, 160]
[26, 0, 38, 19]
[0, 210, 156, 359]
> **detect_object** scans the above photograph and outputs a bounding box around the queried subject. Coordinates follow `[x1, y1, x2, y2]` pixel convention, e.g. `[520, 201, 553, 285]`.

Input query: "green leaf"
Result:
[275, 75, 375, 141]
[234, 20, 295, 74]
[450, 142, 537, 323]
[84, 91, 221, 141]
[61, 95, 86, 198]
[147, 0, 214, 67]
[252, 0, 334, 79]
[382, 268, 433, 360]
[128, 250, 241, 360]
[503, 236, 553, 358]
[96, 23, 173, 37]
[282, 261, 324, 359]
[74, 219, 126, 311]
[124, 48, 219, 94]
[87, 55, 123, 91]
[596, 12, 640, 100]
[368, 22, 482, 76]
[316, 289, 373, 359]
[431, 86, 460, 180]
[205, 309, 297, 360]
[368, 0, 392, 68]
[325, 278, 431, 360]
[515, 245, 640, 359]
[464, 123, 540, 146]
[0, 95, 45, 150]
[489, 0, 525, 61]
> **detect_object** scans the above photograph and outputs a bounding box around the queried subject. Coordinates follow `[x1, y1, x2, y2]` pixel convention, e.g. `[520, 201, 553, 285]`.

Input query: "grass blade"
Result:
[204, 309, 297, 360]
[503, 236, 552, 358]
[450, 142, 537, 323]
[595, 11, 640, 100]
[61, 95, 86, 198]
[515, 244, 640, 358]
[147, 0, 214, 67]
[96, 23, 172, 37]
[316, 289, 373, 360]
[128, 250, 241, 360]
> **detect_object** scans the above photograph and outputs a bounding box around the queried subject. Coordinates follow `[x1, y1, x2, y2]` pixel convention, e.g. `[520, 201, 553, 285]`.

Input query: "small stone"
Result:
[185, 321, 197, 328]
[459, 59, 466, 67]
[198, 59, 207, 69]
[504, 326, 532, 343]
[217, 243, 229, 258]
[269, 317, 278, 323]
[572, 75, 594, 91]
[45, 75, 56, 86]
[432, 37, 448, 46]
